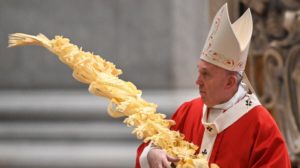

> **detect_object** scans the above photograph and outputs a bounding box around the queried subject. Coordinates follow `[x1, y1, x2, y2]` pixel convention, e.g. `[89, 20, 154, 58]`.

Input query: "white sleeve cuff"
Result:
[139, 143, 152, 168]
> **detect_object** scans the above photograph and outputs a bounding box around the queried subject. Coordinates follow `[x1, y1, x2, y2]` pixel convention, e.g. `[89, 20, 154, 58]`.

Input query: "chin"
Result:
[201, 98, 208, 105]
[202, 99, 213, 107]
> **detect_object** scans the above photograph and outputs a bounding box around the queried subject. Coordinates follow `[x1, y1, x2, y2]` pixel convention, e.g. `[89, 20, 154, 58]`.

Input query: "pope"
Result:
[136, 3, 291, 168]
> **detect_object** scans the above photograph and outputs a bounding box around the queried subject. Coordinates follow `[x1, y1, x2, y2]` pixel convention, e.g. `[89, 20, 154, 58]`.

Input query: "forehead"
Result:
[198, 60, 219, 71]
[197, 60, 228, 75]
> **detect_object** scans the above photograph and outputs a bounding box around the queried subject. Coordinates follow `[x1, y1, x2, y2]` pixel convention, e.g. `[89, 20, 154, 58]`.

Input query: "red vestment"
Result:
[135, 97, 291, 168]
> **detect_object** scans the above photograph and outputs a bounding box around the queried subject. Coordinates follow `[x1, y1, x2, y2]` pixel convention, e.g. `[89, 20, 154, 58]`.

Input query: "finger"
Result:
[166, 155, 180, 162]
[150, 163, 162, 168]
[162, 159, 171, 168]
[157, 164, 164, 168]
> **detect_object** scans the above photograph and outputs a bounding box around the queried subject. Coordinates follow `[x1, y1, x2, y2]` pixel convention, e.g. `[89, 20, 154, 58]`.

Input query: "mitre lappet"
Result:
[200, 3, 255, 93]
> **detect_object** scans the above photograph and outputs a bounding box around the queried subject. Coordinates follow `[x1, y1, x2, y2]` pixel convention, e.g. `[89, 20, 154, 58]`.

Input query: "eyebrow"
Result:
[198, 65, 207, 70]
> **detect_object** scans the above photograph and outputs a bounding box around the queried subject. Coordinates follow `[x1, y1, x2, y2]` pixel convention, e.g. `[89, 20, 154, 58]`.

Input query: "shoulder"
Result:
[244, 94, 275, 126]
[171, 97, 202, 118]
[179, 97, 203, 109]
[248, 105, 277, 126]
[173, 97, 203, 116]
[246, 105, 283, 138]
[170, 97, 203, 130]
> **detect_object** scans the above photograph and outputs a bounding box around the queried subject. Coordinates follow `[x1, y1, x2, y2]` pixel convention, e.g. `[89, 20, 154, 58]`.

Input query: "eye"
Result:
[201, 71, 209, 78]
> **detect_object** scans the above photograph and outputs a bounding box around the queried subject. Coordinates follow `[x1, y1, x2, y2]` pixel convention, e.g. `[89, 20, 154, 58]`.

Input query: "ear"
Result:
[224, 75, 237, 89]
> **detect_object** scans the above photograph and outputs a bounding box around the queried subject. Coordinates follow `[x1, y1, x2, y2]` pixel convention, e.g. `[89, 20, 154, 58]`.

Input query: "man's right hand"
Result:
[147, 148, 179, 168]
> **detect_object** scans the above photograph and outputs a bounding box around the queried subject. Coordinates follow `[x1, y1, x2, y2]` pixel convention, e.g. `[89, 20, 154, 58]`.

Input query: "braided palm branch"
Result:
[8, 33, 218, 168]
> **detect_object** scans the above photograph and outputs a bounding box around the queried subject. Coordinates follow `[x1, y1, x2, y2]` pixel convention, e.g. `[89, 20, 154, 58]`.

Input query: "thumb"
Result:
[166, 155, 180, 162]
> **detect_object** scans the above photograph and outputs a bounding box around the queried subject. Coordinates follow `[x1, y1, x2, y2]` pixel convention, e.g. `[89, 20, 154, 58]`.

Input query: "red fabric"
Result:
[135, 97, 291, 168]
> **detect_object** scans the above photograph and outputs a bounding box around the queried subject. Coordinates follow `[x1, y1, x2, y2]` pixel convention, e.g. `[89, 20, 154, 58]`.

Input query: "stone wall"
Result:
[0, 0, 208, 89]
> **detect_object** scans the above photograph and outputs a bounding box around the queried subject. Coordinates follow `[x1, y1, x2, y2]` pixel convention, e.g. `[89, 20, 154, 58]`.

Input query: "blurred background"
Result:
[1, 0, 300, 167]
[0, 0, 207, 168]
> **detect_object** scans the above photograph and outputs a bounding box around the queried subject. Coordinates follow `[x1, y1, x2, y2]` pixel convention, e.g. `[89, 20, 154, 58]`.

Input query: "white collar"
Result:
[211, 83, 247, 110]
[199, 84, 260, 161]
[202, 90, 260, 134]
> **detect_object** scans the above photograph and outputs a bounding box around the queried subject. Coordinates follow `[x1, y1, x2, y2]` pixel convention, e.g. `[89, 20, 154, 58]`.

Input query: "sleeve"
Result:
[139, 142, 152, 168]
[135, 101, 191, 168]
[248, 110, 291, 168]
[135, 142, 150, 168]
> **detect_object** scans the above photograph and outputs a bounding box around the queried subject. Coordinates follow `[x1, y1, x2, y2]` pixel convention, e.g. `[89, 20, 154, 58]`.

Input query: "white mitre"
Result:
[200, 3, 253, 72]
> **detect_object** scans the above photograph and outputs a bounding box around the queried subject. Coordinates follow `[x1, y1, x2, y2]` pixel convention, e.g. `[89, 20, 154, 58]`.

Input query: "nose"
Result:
[196, 73, 203, 86]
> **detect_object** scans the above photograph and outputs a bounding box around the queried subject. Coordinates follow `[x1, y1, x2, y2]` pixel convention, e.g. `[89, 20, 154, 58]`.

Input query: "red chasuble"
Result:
[135, 97, 291, 168]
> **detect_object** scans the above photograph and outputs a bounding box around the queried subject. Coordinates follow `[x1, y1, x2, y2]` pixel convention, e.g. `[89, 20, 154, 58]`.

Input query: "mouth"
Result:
[199, 90, 205, 95]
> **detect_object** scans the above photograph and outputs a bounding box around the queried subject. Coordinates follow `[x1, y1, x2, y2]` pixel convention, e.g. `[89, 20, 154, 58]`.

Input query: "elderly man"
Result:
[136, 3, 291, 168]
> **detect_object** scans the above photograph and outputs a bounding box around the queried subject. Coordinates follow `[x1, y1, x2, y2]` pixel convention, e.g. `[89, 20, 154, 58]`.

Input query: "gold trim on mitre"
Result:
[200, 3, 253, 72]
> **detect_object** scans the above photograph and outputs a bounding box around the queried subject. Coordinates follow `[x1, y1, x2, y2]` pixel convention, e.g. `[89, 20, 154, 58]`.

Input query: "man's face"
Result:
[196, 60, 229, 107]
